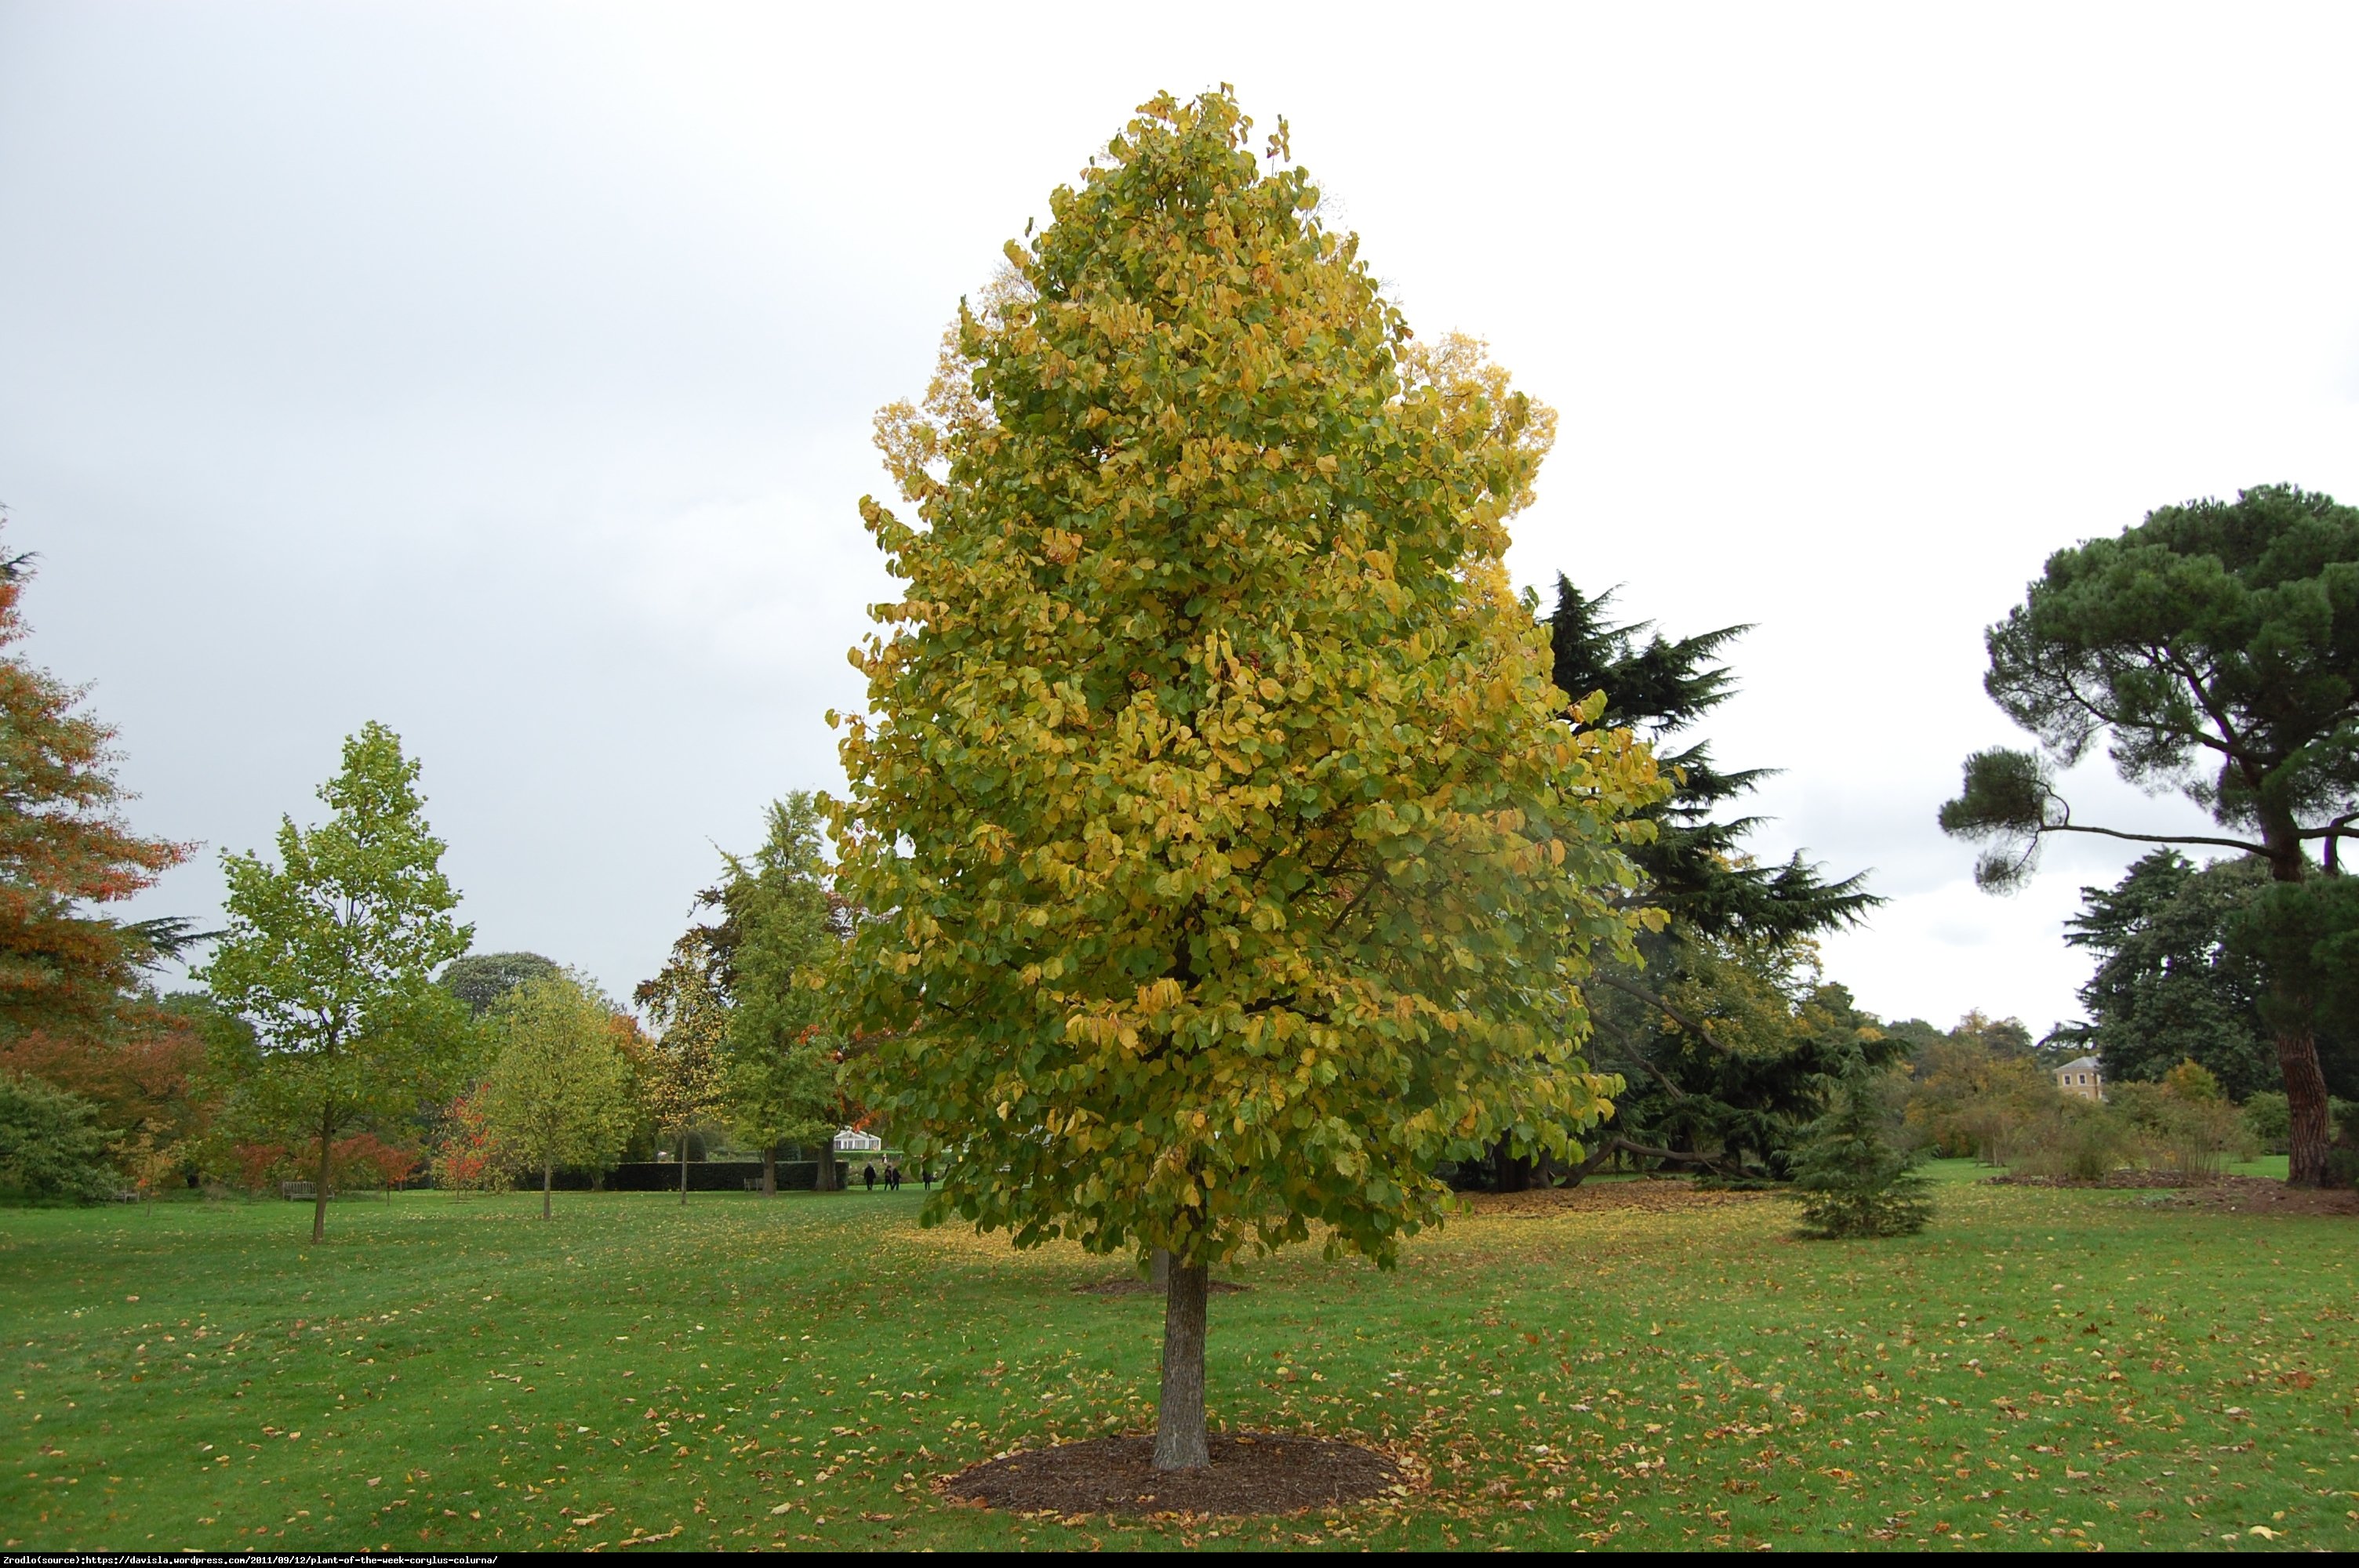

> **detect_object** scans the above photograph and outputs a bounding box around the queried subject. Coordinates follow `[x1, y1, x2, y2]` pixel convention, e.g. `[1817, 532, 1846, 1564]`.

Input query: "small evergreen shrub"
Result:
[1790, 1053, 1932, 1239]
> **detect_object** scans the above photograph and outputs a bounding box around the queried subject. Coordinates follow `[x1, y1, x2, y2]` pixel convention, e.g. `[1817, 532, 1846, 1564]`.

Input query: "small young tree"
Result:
[1790, 1051, 1932, 1239]
[201, 723, 474, 1242]
[431, 1085, 507, 1196]
[638, 938, 726, 1207]
[481, 971, 636, 1219]
[833, 92, 1662, 1470]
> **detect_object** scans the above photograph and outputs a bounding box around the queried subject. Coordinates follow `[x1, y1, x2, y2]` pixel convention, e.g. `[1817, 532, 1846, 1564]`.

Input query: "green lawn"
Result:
[5, 1165, 2354, 1552]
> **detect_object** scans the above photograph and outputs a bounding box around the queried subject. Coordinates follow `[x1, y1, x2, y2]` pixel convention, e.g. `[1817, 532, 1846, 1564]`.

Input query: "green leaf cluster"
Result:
[832, 91, 1665, 1269]
[0, 1070, 118, 1201]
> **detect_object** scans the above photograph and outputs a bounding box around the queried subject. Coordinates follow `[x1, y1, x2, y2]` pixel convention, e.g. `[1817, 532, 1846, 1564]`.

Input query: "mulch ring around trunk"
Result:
[1989, 1172, 2359, 1216]
[940, 1432, 1401, 1516]
[1073, 1277, 1249, 1297]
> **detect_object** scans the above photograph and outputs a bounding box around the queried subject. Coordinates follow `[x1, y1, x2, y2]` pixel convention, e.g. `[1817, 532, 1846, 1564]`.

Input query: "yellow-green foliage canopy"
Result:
[482, 971, 637, 1178]
[832, 92, 1664, 1269]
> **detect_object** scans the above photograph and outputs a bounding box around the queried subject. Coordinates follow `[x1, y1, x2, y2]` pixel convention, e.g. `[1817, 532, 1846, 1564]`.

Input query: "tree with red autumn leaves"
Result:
[0, 532, 191, 1044]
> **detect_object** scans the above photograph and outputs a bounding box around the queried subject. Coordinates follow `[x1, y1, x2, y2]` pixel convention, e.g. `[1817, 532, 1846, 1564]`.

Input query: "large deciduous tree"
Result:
[481, 971, 637, 1219]
[202, 723, 474, 1240]
[1939, 485, 2359, 1183]
[830, 92, 1663, 1470]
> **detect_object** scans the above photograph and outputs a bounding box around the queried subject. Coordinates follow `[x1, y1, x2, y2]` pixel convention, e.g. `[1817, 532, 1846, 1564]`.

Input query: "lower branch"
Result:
[1594, 974, 1741, 1058]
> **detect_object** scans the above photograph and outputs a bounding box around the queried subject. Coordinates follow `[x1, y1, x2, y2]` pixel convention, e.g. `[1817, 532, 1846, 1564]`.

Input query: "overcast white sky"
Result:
[5, 2, 2356, 1033]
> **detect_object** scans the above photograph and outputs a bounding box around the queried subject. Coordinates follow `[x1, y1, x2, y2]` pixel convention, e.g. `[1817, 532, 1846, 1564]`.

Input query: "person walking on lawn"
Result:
[863, 1162, 877, 1192]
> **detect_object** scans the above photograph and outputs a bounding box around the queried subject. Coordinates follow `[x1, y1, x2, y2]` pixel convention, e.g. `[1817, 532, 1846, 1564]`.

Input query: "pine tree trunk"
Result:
[678, 1135, 689, 1207]
[763, 1145, 776, 1197]
[542, 1161, 553, 1221]
[311, 1105, 333, 1245]
[1152, 1258, 1211, 1471]
[2278, 1016, 2332, 1187]
[2261, 828, 2335, 1189]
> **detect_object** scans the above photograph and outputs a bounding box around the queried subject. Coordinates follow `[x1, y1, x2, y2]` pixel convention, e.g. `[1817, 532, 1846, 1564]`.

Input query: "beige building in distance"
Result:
[2055, 1054, 2104, 1101]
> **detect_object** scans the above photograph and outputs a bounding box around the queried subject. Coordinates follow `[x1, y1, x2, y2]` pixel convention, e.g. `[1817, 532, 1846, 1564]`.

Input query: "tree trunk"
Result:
[2278, 1014, 2332, 1186]
[762, 1145, 776, 1197]
[1152, 1258, 1211, 1471]
[1150, 1247, 1171, 1291]
[678, 1135, 689, 1207]
[311, 1105, 333, 1244]
[542, 1161, 553, 1221]
[2262, 829, 2335, 1188]
[814, 1145, 835, 1192]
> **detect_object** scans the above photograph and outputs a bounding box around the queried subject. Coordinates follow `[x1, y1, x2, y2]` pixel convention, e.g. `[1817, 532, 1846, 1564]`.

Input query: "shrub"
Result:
[0, 1072, 120, 1202]
[2112, 1078, 2251, 1182]
[2013, 1098, 2135, 1181]
[2328, 1098, 2359, 1190]
[2241, 1091, 2291, 1155]
[1791, 1054, 1932, 1239]
[2161, 1059, 2223, 1103]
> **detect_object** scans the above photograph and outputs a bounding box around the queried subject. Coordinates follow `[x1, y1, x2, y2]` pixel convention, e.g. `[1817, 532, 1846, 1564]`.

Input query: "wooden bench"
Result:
[281, 1181, 322, 1202]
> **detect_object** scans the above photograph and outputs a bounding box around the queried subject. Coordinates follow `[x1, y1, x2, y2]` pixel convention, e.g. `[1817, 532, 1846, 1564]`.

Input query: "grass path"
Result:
[4, 1166, 2355, 1551]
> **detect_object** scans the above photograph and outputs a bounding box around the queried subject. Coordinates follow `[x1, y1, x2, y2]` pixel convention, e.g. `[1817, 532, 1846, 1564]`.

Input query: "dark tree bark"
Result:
[542, 1161, 553, 1221]
[311, 1103, 334, 1245]
[762, 1144, 777, 1197]
[2277, 1014, 2332, 1186]
[678, 1135, 689, 1207]
[1153, 1258, 1211, 1471]
[2261, 820, 2335, 1187]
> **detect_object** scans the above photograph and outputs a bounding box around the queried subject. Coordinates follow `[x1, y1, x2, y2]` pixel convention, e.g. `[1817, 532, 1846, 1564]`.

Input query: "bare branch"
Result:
[2040, 822, 2267, 856]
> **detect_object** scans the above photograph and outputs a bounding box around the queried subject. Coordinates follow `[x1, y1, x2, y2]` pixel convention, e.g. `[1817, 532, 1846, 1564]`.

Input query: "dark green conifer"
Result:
[1789, 1051, 1932, 1239]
